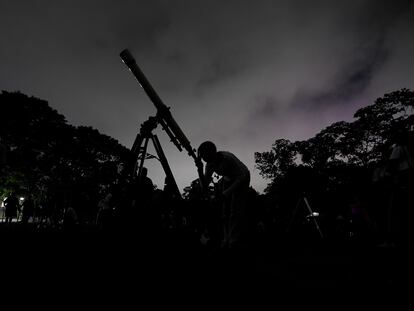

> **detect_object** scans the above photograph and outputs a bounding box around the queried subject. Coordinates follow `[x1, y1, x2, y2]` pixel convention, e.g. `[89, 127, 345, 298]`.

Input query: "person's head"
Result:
[198, 141, 217, 163]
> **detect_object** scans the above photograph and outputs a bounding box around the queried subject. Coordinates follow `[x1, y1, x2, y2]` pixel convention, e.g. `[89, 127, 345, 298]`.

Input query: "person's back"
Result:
[204, 150, 250, 198]
[208, 151, 249, 182]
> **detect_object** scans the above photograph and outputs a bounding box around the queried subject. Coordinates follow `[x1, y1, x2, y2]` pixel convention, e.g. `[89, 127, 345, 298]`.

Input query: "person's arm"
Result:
[222, 171, 249, 197]
[219, 153, 250, 197]
[204, 163, 214, 187]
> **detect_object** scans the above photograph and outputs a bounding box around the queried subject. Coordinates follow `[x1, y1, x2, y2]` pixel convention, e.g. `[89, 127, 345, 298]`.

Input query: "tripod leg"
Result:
[151, 135, 181, 199]
[137, 136, 150, 179]
[303, 197, 324, 239]
[131, 132, 144, 156]
[286, 198, 302, 233]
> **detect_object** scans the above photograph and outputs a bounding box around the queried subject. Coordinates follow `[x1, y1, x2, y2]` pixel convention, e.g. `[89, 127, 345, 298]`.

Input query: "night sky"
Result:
[1, 0, 413, 193]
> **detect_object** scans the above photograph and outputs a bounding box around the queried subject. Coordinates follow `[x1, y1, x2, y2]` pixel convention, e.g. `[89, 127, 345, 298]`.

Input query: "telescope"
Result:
[120, 49, 206, 194]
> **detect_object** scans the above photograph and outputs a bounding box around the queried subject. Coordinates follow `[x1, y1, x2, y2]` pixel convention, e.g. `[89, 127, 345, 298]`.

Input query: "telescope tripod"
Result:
[287, 193, 324, 239]
[131, 116, 181, 199]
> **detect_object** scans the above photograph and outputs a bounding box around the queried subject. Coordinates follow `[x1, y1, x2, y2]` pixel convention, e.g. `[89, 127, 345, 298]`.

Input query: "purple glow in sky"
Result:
[1, 0, 413, 193]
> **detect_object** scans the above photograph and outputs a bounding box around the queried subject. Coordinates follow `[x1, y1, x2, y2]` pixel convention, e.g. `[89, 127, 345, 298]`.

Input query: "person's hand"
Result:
[210, 192, 224, 204]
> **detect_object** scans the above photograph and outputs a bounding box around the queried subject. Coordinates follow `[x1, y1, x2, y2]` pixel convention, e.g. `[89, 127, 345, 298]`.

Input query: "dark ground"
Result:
[1, 223, 413, 306]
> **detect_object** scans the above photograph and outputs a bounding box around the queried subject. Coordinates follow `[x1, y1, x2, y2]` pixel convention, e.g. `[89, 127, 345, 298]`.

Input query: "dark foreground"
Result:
[1, 223, 413, 306]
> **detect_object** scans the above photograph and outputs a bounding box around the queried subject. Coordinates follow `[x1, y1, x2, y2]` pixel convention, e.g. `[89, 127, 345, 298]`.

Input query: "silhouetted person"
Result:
[163, 175, 179, 201]
[198, 141, 250, 249]
[371, 156, 394, 245]
[138, 167, 156, 229]
[389, 131, 414, 187]
[347, 192, 374, 242]
[63, 205, 78, 232]
[35, 197, 47, 227]
[4, 193, 19, 224]
[384, 131, 414, 246]
[96, 192, 115, 231]
[123, 167, 155, 234]
[21, 196, 35, 225]
[138, 167, 154, 204]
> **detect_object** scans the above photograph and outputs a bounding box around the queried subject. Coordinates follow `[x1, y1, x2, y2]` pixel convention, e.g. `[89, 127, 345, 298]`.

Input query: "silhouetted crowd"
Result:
[1, 132, 413, 252]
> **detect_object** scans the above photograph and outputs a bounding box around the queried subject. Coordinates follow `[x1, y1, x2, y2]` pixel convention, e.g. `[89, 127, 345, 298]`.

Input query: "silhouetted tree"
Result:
[297, 121, 350, 169]
[255, 139, 298, 183]
[255, 89, 413, 239]
[256, 89, 414, 193]
[0, 91, 131, 222]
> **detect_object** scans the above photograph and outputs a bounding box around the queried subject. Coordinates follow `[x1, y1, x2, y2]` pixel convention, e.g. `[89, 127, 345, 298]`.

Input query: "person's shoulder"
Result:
[221, 151, 243, 163]
[218, 151, 234, 158]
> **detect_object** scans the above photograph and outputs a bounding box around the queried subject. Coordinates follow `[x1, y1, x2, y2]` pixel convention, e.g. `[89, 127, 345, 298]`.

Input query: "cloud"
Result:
[290, 36, 389, 110]
[196, 49, 248, 91]
[1, 0, 414, 194]
[248, 95, 281, 120]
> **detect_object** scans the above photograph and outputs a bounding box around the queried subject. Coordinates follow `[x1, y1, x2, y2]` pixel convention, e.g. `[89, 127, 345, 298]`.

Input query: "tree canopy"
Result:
[0, 91, 131, 210]
[255, 88, 414, 194]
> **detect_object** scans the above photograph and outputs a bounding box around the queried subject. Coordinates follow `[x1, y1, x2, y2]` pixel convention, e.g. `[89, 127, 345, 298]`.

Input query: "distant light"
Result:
[312, 212, 319, 217]
[19, 197, 25, 201]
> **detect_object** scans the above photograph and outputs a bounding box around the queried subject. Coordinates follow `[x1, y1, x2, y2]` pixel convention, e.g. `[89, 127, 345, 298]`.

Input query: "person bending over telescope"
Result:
[198, 141, 250, 249]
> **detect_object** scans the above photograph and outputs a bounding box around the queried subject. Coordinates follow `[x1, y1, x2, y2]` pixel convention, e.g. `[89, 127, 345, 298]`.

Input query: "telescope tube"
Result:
[120, 49, 206, 189]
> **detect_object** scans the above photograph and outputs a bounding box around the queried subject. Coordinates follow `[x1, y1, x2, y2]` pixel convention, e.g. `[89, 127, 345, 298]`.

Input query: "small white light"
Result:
[19, 197, 25, 201]
[312, 212, 319, 217]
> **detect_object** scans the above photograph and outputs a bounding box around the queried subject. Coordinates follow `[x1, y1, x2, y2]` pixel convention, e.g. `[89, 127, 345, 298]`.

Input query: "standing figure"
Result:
[96, 192, 115, 231]
[4, 193, 19, 224]
[21, 195, 35, 225]
[198, 141, 250, 249]
[384, 131, 414, 246]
